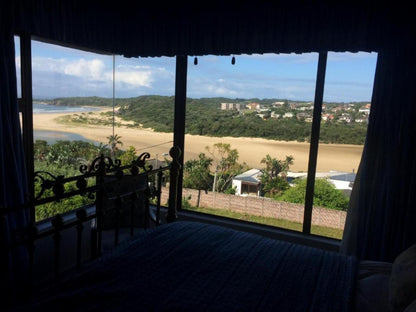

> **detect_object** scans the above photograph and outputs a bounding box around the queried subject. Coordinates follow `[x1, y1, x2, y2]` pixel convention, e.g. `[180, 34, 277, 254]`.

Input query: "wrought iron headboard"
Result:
[1, 145, 181, 294]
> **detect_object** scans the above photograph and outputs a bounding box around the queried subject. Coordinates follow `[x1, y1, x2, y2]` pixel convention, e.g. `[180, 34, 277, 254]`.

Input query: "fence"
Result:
[162, 187, 346, 230]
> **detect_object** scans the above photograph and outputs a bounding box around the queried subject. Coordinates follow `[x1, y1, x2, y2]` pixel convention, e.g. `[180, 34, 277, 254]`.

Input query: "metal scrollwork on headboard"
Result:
[79, 154, 121, 175]
[131, 152, 152, 175]
[34, 171, 65, 200]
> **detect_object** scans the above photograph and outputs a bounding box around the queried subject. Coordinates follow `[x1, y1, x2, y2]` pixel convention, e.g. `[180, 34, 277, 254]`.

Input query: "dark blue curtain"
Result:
[0, 2, 30, 305]
[11, 0, 395, 57]
[342, 42, 416, 262]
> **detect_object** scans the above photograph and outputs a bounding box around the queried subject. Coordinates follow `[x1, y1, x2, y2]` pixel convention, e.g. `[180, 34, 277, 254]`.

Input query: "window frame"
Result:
[17, 36, 342, 238]
[17, 33, 35, 224]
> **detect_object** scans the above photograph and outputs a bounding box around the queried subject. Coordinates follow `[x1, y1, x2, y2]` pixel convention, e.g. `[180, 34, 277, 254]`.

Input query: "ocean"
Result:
[33, 102, 101, 144]
[33, 102, 101, 114]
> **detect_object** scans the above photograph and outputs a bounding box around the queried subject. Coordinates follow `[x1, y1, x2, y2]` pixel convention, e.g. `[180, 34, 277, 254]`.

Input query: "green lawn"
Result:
[184, 206, 343, 240]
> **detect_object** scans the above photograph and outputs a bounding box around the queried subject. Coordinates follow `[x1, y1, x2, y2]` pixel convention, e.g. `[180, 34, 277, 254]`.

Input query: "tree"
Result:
[34, 140, 49, 161]
[278, 178, 349, 210]
[119, 146, 137, 166]
[205, 143, 247, 193]
[96, 142, 110, 158]
[107, 133, 123, 160]
[183, 153, 213, 191]
[260, 154, 293, 197]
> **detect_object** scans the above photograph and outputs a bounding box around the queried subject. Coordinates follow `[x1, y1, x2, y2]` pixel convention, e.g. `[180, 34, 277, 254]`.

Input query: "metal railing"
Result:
[1, 146, 181, 292]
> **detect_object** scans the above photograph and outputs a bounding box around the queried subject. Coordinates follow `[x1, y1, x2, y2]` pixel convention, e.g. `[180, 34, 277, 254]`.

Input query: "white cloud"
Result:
[31, 57, 158, 88]
[64, 58, 106, 81]
[27, 54, 179, 98]
[115, 65, 153, 88]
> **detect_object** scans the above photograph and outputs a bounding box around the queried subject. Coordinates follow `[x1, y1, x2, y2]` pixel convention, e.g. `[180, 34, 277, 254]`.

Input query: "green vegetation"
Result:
[44, 95, 369, 145]
[33, 138, 348, 237]
[185, 205, 343, 239]
[45, 96, 114, 107]
[278, 178, 349, 210]
[183, 153, 213, 191]
[33, 138, 137, 221]
[35, 95, 359, 227]
[34, 160, 95, 221]
[260, 154, 293, 197]
[183, 143, 248, 194]
[56, 112, 123, 127]
[205, 143, 248, 193]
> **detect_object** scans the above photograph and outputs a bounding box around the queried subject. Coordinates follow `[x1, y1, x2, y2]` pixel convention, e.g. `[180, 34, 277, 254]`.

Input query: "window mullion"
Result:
[20, 34, 35, 222]
[168, 55, 188, 222]
[303, 52, 327, 234]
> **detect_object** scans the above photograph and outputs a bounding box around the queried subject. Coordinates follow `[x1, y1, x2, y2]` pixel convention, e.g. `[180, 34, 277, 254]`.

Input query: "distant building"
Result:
[337, 114, 352, 123]
[355, 118, 367, 123]
[359, 107, 371, 114]
[270, 111, 281, 118]
[322, 113, 334, 121]
[296, 112, 312, 121]
[246, 102, 261, 110]
[256, 108, 271, 119]
[296, 106, 313, 111]
[221, 103, 241, 110]
[272, 101, 285, 107]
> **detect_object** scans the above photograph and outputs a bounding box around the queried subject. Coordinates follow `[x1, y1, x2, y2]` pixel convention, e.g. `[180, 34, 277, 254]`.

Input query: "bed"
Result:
[18, 221, 359, 312]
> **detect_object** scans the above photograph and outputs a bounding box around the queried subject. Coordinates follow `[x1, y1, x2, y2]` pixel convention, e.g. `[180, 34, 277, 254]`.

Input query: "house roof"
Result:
[329, 173, 356, 182]
[287, 171, 355, 180]
[233, 169, 262, 184]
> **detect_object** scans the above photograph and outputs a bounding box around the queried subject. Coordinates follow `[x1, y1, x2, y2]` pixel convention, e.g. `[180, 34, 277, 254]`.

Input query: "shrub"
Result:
[278, 178, 349, 210]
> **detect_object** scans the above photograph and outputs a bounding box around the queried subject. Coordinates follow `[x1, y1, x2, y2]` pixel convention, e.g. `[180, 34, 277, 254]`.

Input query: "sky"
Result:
[15, 38, 378, 103]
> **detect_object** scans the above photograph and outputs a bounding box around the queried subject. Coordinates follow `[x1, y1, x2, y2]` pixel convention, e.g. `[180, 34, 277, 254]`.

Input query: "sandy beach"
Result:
[33, 108, 364, 173]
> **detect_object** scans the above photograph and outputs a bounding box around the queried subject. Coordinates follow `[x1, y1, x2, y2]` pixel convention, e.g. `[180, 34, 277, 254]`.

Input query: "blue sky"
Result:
[15, 38, 378, 102]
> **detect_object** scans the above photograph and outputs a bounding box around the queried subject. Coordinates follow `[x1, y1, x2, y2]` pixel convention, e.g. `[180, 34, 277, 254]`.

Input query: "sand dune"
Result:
[33, 108, 364, 173]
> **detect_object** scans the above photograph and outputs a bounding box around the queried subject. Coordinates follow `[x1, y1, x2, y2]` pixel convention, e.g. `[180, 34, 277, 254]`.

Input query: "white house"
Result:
[232, 169, 262, 196]
[283, 112, 294, 118]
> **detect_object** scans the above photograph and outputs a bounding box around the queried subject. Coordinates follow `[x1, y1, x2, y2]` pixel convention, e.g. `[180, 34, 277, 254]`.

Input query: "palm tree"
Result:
[260, 154, 294, 197]
[261, 154, 294, 179]
[106, 134, 123, 159]
[281, 155, 294, 179]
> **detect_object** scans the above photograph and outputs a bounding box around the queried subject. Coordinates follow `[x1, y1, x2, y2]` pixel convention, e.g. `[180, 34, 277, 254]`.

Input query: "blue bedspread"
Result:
[29, 221, 357, 311]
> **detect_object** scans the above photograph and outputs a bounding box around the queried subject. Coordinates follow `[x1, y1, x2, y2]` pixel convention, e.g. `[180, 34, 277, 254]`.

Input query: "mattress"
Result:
[24, 221, 358, 311]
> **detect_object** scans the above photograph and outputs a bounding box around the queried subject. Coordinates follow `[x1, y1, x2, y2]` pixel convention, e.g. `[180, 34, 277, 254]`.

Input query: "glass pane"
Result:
[14, 36, 21, 98]
[184, 53, 319, 232]
[30, 39, 175, 221]
[311, 52, 377, 239]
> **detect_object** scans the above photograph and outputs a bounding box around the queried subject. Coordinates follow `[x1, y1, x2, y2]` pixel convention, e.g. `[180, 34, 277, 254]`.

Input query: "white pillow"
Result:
[390, 244, 416, 312]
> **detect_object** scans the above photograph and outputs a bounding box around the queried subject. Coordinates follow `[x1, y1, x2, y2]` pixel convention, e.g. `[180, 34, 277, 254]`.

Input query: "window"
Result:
[310, 51, 376, 238]
[17, 37, 176, 221]
[182, 52, 377, 239]
[17, 35, 377, 238]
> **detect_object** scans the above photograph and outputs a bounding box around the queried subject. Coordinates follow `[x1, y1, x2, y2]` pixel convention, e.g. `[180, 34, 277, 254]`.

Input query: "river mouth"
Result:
[34, 129, 99, 145]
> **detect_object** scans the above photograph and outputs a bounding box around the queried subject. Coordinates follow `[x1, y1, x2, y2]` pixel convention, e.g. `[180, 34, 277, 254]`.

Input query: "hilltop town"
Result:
[221, 100, 371, 124]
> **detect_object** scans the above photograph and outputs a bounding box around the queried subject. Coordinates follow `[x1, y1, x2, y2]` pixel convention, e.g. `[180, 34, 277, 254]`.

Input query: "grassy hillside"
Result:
[43, 96, 368, 145]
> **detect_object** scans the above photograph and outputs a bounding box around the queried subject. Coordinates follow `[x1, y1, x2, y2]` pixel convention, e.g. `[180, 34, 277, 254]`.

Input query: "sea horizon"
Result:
[33, 102, 101, 114]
